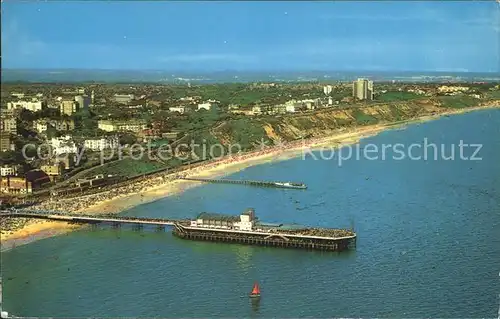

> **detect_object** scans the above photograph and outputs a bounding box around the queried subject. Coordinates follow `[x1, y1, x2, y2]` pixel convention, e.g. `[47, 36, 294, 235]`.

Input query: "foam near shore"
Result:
[1, 104, 498, 248]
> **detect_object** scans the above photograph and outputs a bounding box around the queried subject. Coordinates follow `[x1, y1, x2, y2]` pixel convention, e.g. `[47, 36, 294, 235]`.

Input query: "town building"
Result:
[74, 175, 111, 188]
[437, 86, 470, 94]
[323, 85, 333, 95]
[34, 119, 75, 133]
[113, 94, 135, 104]
[0, 136, 15, 152]
[197, 102, 212, 111]
[126, 101, 145, 109]
[161, 131, 182, 140]
[0, 117, 17, 134]
[179, 96, 201, 102]
[169, 106, 187, 114]
[97, 120, 147, 132]
[0, 165, 22, 177]
[40, 162, 65, 179]
[0, 170, 51, 194]
[74, 95, 91, 111]
[60, 99, 79, 116]
[6, 100, 44, 112]
[50, 136, 78, 155]
[285, 104, 296, 113]
[229, 109, 256, 116]
[252, 106, 262, 115]
[352, 78, 374, 101]
[190, 209, 256, 231]
[10, 92, 25, 99]
[84, 136, 119, 151]
[278, 100, 304, 113]
[141, 129, 161, 141]
[269, 105, 287, 115]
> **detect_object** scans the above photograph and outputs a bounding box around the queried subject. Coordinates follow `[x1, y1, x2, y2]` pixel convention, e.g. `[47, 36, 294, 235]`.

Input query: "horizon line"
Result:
[2, 68, 500, 74]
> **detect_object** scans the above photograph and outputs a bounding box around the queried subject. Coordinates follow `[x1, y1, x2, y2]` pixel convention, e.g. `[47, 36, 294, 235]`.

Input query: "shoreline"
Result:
[1, 104, 498, 249]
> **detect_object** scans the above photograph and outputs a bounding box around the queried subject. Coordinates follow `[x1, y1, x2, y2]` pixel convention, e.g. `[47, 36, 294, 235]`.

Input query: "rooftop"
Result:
[197, 212, 240, 222]
[241, 208, 255, 216]
[25, 169, 51, 183]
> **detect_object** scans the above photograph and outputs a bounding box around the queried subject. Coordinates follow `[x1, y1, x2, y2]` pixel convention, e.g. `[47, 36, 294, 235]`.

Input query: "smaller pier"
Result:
[181, 177, 307, 189]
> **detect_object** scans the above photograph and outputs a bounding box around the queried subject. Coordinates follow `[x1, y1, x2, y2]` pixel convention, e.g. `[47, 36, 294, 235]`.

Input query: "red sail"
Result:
[251, 282, 260, 295]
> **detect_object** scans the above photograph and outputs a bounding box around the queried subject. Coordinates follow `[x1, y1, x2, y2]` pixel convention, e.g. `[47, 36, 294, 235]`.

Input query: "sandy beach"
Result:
[1, 103, 498, 248]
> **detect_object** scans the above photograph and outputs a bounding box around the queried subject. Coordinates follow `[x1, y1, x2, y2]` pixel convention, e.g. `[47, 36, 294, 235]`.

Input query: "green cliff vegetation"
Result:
[437, 96, 480, 108]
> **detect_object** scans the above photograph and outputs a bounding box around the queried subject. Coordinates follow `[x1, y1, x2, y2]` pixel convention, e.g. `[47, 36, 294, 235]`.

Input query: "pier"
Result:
[181, 177, 307, 189]
[1, 209, 355, 252]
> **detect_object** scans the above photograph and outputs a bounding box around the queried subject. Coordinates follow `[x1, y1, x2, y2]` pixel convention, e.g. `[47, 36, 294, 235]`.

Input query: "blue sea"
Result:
[2, 109, 499, 317]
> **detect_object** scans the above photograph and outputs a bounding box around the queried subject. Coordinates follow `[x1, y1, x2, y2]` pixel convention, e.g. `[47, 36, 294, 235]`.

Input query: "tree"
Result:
[45, 126, 61, 139]
[37, 107, 61, 119]
[18, 109, 36, 122]
[119, 133, 137, 146]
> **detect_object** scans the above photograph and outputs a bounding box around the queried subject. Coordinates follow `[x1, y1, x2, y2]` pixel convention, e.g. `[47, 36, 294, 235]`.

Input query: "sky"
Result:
[1, 1, 499, 72]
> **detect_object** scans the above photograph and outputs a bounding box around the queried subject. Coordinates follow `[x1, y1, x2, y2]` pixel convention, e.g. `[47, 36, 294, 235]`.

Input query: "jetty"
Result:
[1, 208, 356, 252]
[181, 177, 307, 189]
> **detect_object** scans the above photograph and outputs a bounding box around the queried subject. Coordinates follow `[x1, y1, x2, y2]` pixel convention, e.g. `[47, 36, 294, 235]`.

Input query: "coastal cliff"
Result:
[212, 99, 499, 147]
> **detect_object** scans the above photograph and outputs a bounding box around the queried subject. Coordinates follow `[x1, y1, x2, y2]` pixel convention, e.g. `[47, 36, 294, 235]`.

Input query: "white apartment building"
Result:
[438, 86, 470, 94]
[352, 78, 374, 100]
[0, 165, 19, 177]
[285, 104, 296, 113]
[50, 136, 78, 155]
[75, 95, 91, 110]
[34, 119, 75, 133]
[11, 93, 25, 99]
[169, 106, 186, 114]
[35, 121, 48, 133]
[114, 94, 135, 104]
[323, 85, 333, 95]
[84, 137, 119, 151]
[197, 102, 212, 111]
[282, 100, 301, 113]
[0, 117, 17, 134]
[7, 100, 44, 112]
[298, 99, 318, 110]
[97, 120, 146, 132]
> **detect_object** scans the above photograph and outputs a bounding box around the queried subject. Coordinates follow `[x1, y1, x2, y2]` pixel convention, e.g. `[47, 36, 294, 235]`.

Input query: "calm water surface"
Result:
[3, 110, 500, 317]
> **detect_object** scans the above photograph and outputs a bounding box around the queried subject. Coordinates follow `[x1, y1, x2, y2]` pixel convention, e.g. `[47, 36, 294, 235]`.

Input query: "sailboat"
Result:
[249, 282, 261, 298]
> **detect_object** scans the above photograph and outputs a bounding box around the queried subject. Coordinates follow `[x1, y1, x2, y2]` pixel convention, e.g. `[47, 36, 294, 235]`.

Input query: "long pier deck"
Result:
[0, 210, 187, 227]
[1, 209, 355, 252]
[181, 177, 307, 189]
